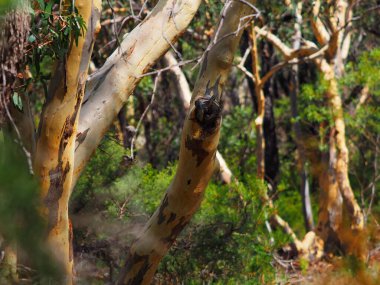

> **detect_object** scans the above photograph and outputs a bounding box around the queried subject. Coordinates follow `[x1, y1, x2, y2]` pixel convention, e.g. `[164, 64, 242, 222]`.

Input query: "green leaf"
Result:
[12, 92, 23, 111]
[36, 0, 45, 10]
[44, 1, 53, 13]
[28, 34, 36, 43]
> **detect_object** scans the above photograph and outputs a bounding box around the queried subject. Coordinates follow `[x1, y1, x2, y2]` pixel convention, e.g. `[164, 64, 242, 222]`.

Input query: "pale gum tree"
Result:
[32, 1, 102, 282]
[162, 51, 234, 184]
[116, 1, 257, 283]
[255, 0, 365, 259]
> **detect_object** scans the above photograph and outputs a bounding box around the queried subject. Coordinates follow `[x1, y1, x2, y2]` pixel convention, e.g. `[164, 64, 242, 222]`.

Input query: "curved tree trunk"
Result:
[162, 51, 234, 184]
[33, 1, 102, 282]
[117, 1, 256, 284]
[317, 61, 365, 258]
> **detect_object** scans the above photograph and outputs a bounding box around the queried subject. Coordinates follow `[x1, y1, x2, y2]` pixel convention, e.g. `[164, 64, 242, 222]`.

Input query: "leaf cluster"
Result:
[28, 0, 86, 73]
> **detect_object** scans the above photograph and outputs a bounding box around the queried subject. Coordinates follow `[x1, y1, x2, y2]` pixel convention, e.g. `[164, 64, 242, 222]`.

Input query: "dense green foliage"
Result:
[0, 0, 14, 14]
[73, 134, 289, 284]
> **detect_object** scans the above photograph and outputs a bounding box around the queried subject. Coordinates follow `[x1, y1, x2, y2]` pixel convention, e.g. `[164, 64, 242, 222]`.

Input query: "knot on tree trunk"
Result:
[194, 96, 222, 131]
[194, 77, 223, 132]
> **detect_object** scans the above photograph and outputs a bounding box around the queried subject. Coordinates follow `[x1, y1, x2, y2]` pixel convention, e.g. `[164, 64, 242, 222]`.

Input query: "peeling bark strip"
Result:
[166, 212, 177, 224]
[117, 1, 256, 284]
[33, 1, 102, 283]
[44, 161, 70, 232]
[161, 217, 189, 245]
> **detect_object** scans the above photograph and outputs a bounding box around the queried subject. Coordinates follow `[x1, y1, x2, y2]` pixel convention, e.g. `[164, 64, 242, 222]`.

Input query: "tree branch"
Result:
[73, 0, 202, 188]
[254, 26, 292, 58]
[33, 1, 102, 282]
[310, 0, 330, 46]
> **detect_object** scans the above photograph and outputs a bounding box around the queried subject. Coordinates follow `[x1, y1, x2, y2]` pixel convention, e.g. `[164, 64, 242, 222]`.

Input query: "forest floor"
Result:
[276, 246, 380, 285]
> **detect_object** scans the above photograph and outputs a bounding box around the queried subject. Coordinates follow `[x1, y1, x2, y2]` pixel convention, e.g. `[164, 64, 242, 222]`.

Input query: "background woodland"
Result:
[0, 0, 380, 284]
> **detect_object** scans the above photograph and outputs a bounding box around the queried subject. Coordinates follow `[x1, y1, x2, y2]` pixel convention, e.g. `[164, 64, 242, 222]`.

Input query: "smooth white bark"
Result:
[73, 0, 202, 186]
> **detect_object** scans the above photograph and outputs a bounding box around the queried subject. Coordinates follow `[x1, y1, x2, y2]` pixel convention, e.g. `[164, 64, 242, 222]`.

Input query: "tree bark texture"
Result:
[162, 51, 234, 184]
[33, 1, 102, 282]
[117, 1, 256, 284]
[250, 25, 265, 181]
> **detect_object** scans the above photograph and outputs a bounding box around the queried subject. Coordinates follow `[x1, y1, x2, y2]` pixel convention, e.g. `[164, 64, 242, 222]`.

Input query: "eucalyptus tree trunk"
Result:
[312, 0, 364, 256]
[250, 25, 266, 181]
[317, 62, 365, 258]
[33, 1, 102, 282]
[162, 51, 234, 184]
[117, 1, 256, 284]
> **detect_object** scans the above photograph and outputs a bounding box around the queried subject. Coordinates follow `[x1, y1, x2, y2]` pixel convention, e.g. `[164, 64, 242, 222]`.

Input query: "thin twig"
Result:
[137, 58, 196, 78]
[259, 44, 329, 88]
[107, 0, 122, 49]
[130, 72, 161, 160]
[236, 64, 255, 83]
[366, 134, 379, 219]
[192, 2, 260, 72]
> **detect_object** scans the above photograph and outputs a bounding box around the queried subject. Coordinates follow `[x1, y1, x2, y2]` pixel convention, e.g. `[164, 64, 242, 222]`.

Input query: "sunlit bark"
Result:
[318, 61, 364, 231]
[116, 1, 256, 283]
[33, 1, 101, 282]
[250, 25, 265, 181]
[162, 51, 234, 184]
